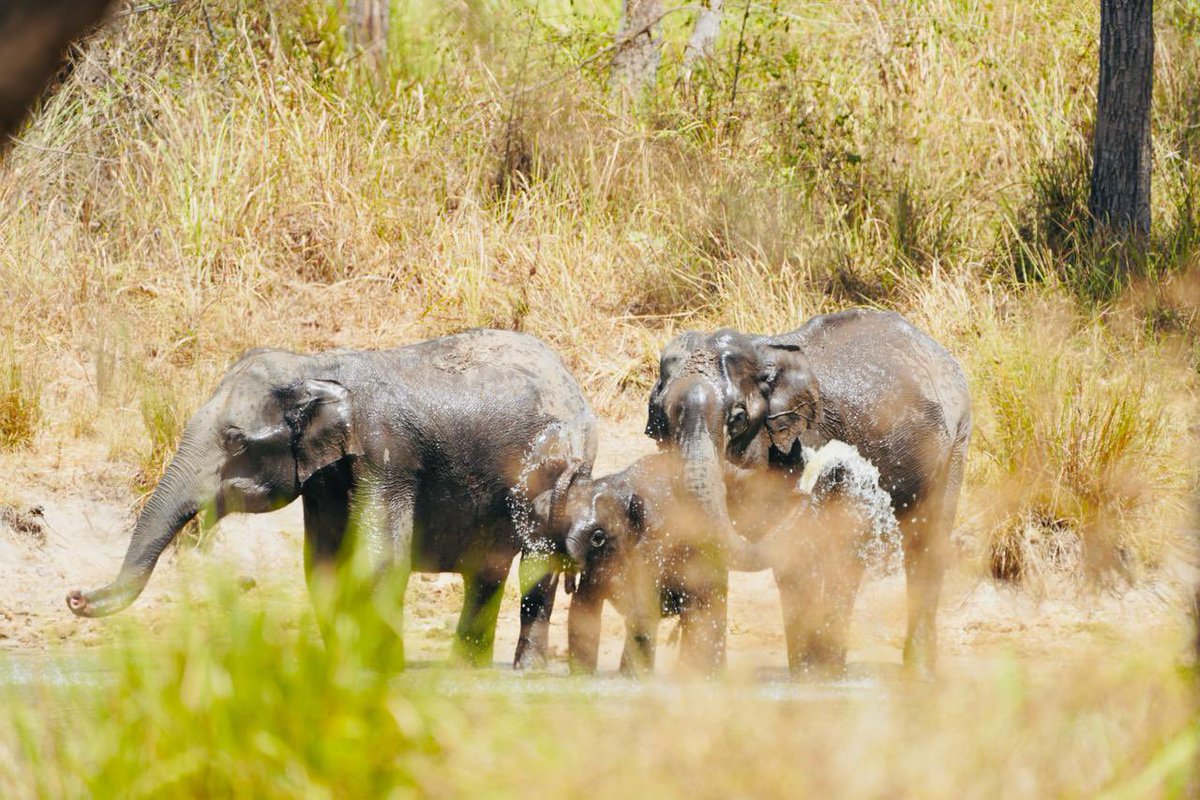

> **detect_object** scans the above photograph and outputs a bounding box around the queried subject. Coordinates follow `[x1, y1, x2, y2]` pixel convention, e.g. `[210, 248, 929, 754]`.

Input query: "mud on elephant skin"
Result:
[644, 309, 971, 678]
[66, 329, 597, 670]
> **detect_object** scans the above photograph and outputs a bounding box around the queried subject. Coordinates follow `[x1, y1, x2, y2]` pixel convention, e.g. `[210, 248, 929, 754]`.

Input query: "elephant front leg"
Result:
[347, 477, 415, 670]
[566, 584, 604, 674]
[514, 552, 558, 670]
[453, 567, 508, 667]
[677, 567, 729, 677]
[301, 464, 353, 643]
[618, 616, 660, 677]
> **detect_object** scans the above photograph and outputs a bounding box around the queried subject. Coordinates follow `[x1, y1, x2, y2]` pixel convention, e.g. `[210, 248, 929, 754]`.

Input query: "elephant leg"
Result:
[514, 552, 558, 670]
[776, 567, 822, 677]
[344, 474, 415, 670]
[567, 584, 604, 674]
[901, 505, 947, 681]
[301, 476, 350, 643]
[903, 439, 967, 680]
[453, 566, 508, 667]
[618, 615, 660, 677]
[677, 567, 728, 676]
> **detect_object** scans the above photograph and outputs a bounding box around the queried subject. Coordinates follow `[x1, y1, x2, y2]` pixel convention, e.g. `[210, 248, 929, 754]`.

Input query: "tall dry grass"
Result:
[0, 0, 1197, 576]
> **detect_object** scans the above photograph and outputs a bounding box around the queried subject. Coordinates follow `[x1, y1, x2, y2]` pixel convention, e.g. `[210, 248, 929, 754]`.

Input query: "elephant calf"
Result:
[66, 329, 597, 669]
[543, 442, 898, 676]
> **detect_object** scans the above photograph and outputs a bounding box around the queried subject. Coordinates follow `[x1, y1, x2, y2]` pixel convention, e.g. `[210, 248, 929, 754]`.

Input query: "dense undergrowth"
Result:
[1, 2, 1198, 581]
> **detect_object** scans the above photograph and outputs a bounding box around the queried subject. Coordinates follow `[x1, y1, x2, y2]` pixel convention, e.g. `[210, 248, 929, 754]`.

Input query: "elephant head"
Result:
[645, 330, 825, 569]
[66, 350, 362, 618]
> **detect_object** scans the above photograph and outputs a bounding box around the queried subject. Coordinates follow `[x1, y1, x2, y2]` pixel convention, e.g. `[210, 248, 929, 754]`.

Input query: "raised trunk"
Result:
[1088, 0, 1154, 236]
[611, 0, 663, 97]
[66, 434, 213, 617]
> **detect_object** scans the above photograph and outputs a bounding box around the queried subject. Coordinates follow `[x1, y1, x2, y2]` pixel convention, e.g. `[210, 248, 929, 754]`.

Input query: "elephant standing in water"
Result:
[67, 329, 597, 669]
[540, 444, 884, 676]
[643, 309, 971, 678]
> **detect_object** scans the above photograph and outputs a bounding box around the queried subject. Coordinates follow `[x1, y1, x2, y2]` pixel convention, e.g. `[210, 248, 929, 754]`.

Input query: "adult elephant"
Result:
[645, 309, 971, 678]
[66, 329, 597, 669]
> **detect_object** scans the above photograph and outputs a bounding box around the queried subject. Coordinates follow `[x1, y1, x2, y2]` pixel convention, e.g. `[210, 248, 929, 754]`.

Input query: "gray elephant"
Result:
[641, 308, 971, 678]
[537, 451, 755, 675]
[66, 329, 597, 669]
[545, 444, 884, 676]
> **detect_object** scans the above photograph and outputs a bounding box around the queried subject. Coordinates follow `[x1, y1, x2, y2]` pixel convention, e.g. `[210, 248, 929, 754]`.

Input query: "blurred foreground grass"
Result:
[0, 575, 1195, 799]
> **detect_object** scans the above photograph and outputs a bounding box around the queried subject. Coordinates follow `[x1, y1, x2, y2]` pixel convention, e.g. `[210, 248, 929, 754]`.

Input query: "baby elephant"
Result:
[542, 442, 897, 676]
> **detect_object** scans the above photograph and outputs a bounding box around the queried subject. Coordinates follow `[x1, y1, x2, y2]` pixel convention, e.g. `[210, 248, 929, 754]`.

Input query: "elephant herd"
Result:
[66, 309, 971, 680]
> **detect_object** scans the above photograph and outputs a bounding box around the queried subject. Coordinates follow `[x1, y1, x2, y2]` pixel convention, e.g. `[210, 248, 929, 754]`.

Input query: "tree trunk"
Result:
[611, 0, 663, 97]
[1088, 0, 1154, 236]
[349, 0, 389, 76]
[0, 0, 116, 146]
[682, 0, 723, 78]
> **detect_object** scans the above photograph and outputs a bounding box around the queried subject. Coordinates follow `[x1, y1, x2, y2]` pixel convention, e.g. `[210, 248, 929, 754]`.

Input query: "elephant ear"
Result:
[548, 460, 588, 535]
[758, 342, 822, 460]
[287, 379, 363, 483]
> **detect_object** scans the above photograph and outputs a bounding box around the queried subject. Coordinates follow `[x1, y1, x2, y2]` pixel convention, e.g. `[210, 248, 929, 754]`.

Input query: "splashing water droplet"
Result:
[798, 441, 902, 573]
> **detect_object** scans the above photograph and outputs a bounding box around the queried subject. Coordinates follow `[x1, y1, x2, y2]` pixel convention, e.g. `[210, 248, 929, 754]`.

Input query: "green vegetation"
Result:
[1, 1, 1198, 796]
[0, 577, 1194, 798]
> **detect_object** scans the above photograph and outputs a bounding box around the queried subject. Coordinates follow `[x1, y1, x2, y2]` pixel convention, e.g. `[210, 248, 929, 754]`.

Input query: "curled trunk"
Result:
[67, 434, 212, 617]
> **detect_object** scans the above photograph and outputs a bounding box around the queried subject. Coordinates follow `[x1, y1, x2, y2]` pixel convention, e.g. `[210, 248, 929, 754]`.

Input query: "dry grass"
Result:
[1, 2, 1197, 583]
[0, 577, 1195, 799]
[0, 341, 41, 451]
[2, 4, 1198, 796]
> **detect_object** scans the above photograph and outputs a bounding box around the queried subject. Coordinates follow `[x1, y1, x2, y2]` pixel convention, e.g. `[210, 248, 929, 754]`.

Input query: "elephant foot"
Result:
[902, 638, 937, 683]
[790, 659, 848, 682]
[789, 638, 848, 681]
[450, 637, 495, 668]
[512, 637, 548, 671]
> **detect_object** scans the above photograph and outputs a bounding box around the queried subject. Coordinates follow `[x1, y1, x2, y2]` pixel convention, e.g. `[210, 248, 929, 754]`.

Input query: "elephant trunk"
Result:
[67, 431, 215, 618]
[677, 383, 771, 572]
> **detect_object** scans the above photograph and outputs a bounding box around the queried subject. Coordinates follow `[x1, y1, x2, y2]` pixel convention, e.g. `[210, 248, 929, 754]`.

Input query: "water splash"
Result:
[798, 441, 902, 572]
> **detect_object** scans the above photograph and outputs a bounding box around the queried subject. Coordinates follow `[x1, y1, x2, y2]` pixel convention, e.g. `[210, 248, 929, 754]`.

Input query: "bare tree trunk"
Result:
[682, 0, 723, 79]
[0, 0, 116, 146]
[1088, 0, 1153, 236]
[349, 0, 389, 76]
[611, 0, 663, 97]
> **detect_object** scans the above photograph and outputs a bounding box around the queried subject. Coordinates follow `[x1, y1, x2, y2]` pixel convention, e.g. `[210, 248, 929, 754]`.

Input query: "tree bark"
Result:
[0, 0, 116, 146]
[611, 0, 663, 97]
[1088, 0, 1154, 236]
[349, 0, 389, 76]
[682, 0, 723, 78]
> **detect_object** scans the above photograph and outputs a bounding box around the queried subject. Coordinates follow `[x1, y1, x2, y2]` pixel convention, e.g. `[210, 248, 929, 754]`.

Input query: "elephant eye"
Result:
[590, 529, 607, 549]
[221, 427, 247, 454]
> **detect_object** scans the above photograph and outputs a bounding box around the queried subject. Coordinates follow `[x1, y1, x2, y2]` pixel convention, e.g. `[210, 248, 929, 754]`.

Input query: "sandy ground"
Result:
[0, 417, 1192, 676]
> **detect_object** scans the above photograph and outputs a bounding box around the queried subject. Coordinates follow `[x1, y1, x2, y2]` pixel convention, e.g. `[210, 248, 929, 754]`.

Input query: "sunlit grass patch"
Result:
[0, 341, 41, 451]
[0, 577, 1194, 799]
[2, 580, 444, 799]
[967, 298, 1191, 583]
